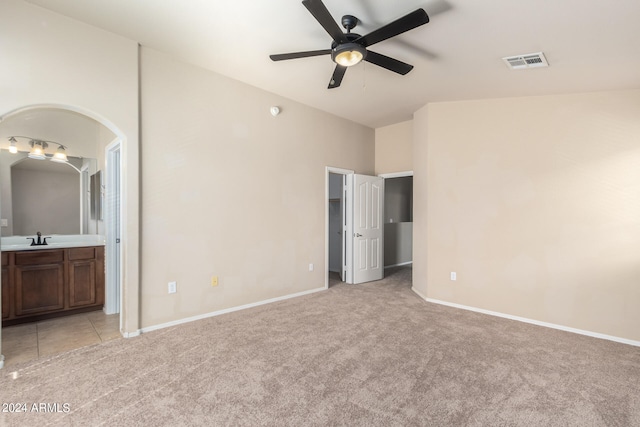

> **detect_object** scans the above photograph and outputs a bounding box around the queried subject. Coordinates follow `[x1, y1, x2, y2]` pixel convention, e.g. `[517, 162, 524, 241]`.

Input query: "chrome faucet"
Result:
[27, 231, 49, 246]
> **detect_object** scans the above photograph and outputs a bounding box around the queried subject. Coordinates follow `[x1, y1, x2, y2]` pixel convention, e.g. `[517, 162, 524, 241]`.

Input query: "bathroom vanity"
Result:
[1, 235, 105, 326]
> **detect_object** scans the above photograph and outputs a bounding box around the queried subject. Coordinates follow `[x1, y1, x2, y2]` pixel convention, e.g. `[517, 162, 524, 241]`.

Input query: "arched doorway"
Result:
[0, 105, 129, 367]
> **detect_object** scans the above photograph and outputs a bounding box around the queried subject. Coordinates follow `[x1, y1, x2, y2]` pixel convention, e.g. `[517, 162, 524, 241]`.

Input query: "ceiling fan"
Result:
[269, 0, 430, 89]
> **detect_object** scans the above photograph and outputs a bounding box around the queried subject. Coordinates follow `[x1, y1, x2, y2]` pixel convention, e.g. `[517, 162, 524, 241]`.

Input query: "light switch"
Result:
[0, 219, 7, 227]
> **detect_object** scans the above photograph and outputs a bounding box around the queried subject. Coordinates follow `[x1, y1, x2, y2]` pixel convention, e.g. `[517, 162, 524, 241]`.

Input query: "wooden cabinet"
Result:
[1, 252, 9, 320]
[1, 246, 104, 326]
[15, 250, 65, 316]
[68, 247, 103, 308]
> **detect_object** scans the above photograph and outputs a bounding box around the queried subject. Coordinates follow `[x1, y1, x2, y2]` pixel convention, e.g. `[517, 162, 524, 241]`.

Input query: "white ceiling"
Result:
[23, 0, 640, 129]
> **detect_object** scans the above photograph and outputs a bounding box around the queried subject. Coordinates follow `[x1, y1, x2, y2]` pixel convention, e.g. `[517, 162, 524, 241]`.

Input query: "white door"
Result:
[351, 174, 384, 284]
[113, 148, 121, 314]
[105, 142, 121, 315]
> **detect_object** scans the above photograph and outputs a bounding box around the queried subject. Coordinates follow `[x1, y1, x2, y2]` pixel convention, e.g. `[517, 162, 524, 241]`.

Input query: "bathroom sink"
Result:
[0, 234, 105, 251]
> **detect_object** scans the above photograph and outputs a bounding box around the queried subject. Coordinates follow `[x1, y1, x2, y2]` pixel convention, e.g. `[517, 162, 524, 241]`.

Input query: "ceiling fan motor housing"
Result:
[341, 15, 358, 31]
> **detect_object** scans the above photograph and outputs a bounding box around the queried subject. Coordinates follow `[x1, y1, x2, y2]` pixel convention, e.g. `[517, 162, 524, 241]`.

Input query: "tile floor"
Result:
[2, 311, 121, 368]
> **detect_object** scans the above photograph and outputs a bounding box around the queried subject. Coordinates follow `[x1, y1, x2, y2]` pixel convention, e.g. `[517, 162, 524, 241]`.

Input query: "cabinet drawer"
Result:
[15, 250, 64, 265]
[69, 247, 96, 260]
[1, 252, 7, 266]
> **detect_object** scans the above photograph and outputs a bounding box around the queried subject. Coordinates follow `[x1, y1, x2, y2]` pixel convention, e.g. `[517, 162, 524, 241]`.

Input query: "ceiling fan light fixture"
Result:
[332, 43, 367, 67]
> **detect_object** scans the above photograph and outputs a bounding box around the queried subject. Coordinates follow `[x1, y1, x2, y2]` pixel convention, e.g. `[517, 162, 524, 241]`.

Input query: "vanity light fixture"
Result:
[28, 140, 48, 160]
[6, 136, 70, 163]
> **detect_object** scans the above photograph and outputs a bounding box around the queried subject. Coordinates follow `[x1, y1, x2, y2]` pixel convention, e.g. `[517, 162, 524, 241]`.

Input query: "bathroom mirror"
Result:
[0, 149, 97, 236]
[90, 170, 102, 221]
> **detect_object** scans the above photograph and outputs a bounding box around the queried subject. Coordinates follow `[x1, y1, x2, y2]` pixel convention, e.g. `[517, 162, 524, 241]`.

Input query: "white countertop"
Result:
[1, 234, 105, 251]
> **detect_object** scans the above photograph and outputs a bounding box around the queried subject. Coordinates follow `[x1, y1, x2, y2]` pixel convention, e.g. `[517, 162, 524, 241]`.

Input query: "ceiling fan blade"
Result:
[302, 0, 347, 44]
[365, 51, 413, 75]
[356, 9, 429, 47]
[328, 65, 347, 89]
[270, 49, 331, 61]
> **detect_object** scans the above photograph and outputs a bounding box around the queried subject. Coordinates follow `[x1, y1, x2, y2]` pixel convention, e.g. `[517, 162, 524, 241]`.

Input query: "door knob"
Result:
[355, 233, 363, 237]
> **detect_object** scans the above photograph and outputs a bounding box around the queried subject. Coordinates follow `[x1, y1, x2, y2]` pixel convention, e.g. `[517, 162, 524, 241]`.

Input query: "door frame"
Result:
[378, 171, 413, 179]
[378, 170, 414, 270]
[325, 167, 354, 288]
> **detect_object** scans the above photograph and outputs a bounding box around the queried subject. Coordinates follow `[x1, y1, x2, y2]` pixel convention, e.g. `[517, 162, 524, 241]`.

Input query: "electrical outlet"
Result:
[309, 263, 314, 272]
[450, 272, 457, 281]
[211, 276, 218, 287]
[168, 281, 177, 294]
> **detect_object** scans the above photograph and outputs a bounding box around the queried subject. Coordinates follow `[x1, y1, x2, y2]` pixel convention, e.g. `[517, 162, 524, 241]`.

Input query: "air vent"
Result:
[502, 52, 549, 70]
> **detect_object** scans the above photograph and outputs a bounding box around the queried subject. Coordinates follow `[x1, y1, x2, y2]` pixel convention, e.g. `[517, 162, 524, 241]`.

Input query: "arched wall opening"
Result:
[0, 103, 139, 368]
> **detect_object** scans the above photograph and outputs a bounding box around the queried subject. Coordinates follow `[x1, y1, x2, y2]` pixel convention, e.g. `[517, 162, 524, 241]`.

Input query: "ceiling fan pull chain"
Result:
[362, 61, 367, 91]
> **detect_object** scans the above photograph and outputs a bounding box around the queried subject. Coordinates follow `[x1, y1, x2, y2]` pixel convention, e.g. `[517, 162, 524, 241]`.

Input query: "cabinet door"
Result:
[15, 264, 65, 316]
[69, 259, 97, 307]
[1, 264, 9, 320]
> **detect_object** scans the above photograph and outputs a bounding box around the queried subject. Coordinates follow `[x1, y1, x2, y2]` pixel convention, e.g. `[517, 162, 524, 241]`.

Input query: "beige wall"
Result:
[375, 120, 413, 174]
[0, 0, 140, 336]
[413, 90, 640, 342]
[384, 223, 413, 266]
[139, 48, 375, 328]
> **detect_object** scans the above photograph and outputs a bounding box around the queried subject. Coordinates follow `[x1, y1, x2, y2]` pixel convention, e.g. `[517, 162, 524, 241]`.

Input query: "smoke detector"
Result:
[502, 52, 549, 70]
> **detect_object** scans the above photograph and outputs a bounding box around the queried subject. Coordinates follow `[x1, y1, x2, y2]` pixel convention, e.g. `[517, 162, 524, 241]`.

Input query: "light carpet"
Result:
[1, 266, 639, 426]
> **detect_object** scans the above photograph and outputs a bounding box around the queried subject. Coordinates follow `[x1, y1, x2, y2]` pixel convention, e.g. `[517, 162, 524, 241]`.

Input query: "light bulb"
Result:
[51, 146, 68, 163]
[332, 43, 367, 67]
[335, 50, 364, 67]
[28, 140, 47, 160]
[8, 137, 18, 154]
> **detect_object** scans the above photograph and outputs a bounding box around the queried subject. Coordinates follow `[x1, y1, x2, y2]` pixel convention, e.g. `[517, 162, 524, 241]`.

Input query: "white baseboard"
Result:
[140, 287, 325, 334]
[385, 261, 413, 269]
[122, 330, 141, 338]
[411, 287, 640, 348]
